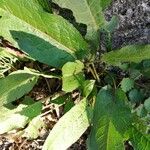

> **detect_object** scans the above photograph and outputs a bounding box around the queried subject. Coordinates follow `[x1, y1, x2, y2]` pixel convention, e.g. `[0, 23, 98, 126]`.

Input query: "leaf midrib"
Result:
[0, 8, 76, 57]
[105, 120, 110, 150]
[84, 0, 99, 31]
[43, 99, 89, 149]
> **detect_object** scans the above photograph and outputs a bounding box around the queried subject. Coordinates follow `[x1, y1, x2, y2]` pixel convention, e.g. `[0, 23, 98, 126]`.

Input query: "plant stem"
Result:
[91, 63, 100, 83]
[89, 66, 97, 80]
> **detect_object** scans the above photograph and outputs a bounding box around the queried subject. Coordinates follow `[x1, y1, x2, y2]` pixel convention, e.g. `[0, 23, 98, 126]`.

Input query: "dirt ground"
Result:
[105, 0, 150, 49]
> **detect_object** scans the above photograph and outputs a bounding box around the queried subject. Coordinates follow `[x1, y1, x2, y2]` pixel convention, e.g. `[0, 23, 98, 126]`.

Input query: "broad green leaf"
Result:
[130, 69, 142, 80]
[23, 116, 45, 139]
[102, 45, 150, 66]
[22, 96, 35, 105]
[132, 115, 149, 134]
[62, 60, 84, 75]
[135, 104, 147, 118]
[142, 60, 150, 77]
[144, 98, 150, 112]
[142, 68, 150, 77]
[0, 104, 26, 125]
[0, 0, 88, 68]
[64, 99, 75, 113]
[35, 0, 52, 12]
[128, 89, 144, 104]
[120, 78, 134, 92]
[104, 16, 119, 33]
[20, 102, 42, 119]
[88, 119, 124, 150]
[128, 127, 150, 150]
[53, 0, 111, 44]
[0, 113, 28, 134]
[82, 80, 95, 97]
[43, 98, 90, 150]
[143, 60, 150, 68]
[88, 88, 132, 150]
[100, 16, 119, 51]
[0, 102, 42, 134]
[0, 71, 38, 106]
[62, 60, 85, 92]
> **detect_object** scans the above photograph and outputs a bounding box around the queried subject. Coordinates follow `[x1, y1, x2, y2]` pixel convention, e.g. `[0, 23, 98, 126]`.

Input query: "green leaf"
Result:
[62, 60, 85, 92]
[120, 78, 134, 92]
[104, 16, 119, 33]
[99, 0, 112, 10]
[22, 96, 35, 105]
[144, 98, 150, 112]
[20, 102, 42, 119]
[0, 104, 27, 134]
[135, 104, 147, 118]
[102, 45, 150, 66]
[0, 102, 42, 134]
[35, 0, 52, 12]
[142, 68, 150, 77]
[43, 98, 90, 150]
[0, 0, 88, 68]
[128, 89, 144, 104]
[0, 114, 28, 134]
[130, 69, 142, 80]
[88, 119, 124, 150]
[88, 88, 132, 150]
[62, 60, 84, 75]
[23, 116, 45, 139]
[51, 94, 68, 105]
[64, 99, 74, 113]
[104, 73, 116, 86]
[53, 0, 111, 45]
[82, 80, 95, 97]
[132, 115, 148, 134]
[100, 16, 119, 51]
[143, 60, 150, 68]
[128, 127, 150, 150]
[0, 71, 38, 106]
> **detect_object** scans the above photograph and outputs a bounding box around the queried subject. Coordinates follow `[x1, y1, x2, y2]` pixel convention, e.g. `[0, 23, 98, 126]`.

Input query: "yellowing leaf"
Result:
[23, 116, 45, 139]
[0, 102, 42, 134]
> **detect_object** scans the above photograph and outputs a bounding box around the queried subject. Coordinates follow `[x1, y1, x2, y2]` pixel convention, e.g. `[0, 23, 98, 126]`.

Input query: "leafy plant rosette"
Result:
[0, 0, 150, 149]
